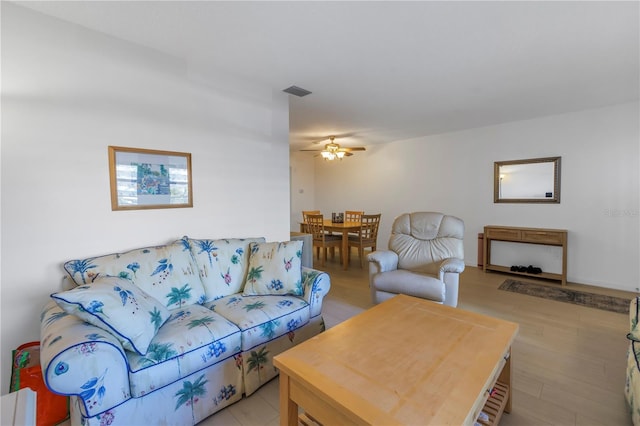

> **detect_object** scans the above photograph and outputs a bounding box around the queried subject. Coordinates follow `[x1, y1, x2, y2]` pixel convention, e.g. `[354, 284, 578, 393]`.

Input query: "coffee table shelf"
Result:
[477, 381, 510, 426]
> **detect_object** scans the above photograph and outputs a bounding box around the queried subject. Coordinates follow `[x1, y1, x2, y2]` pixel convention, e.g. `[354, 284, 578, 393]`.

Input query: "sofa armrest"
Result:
[367, 250, 399, 275]
[40, 301, 131, 418]
[301, 267, 331, 317]
[438, 258, 465, 278]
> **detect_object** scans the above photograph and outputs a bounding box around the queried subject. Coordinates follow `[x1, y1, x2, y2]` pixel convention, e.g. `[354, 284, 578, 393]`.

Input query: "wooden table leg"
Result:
[500, 348, 513, 414]
[279, 372, 298, 426]
[341, 229, 349, 270]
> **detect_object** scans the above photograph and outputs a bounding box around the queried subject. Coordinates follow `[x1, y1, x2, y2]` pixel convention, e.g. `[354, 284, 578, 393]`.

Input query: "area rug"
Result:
[498, 279, 631, 314]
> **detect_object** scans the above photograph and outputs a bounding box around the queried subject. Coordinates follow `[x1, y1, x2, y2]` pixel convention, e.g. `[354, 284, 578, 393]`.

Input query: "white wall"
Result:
[292, 102, 639, 292]
[1, 4, 291, 394]
[290, 152, 316, 227]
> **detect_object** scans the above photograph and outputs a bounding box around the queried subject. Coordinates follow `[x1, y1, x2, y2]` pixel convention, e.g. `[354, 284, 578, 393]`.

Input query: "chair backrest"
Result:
[302, 210, 321, 233]
[305, 214, 327, 241]
[302, 210, 321, 221]
[345, 210, 364, 223]
[358, 214, 381, 242]
[389, 212, 464, 272]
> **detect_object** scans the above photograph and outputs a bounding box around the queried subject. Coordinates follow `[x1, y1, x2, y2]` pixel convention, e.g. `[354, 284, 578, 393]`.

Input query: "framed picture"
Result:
[108, 146, 193, 211]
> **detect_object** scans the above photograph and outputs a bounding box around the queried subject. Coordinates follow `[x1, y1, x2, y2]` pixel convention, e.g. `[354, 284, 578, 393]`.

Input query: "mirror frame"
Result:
[494, 156, 561, 203]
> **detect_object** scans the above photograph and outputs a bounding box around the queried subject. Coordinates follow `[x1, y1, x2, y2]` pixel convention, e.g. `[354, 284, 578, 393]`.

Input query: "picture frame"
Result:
[108, 146, 193, 211]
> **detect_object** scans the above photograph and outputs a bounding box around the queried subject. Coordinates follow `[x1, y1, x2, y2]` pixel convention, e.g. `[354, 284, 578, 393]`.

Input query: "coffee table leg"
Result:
[279, 372, 298, 426]
[501, 348, 513, 414]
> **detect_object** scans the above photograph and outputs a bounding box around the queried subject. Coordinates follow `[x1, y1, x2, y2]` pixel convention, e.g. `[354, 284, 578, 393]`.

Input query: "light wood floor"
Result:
[201, 254, 635, 425]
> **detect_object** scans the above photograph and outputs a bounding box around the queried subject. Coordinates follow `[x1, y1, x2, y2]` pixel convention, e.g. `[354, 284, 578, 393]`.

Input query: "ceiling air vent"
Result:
[283, 85, 312, 97]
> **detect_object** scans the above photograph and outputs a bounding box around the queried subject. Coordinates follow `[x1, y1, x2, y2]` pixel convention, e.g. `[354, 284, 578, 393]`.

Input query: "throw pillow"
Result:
[242, 241, 303, 296]
[51, 276, 170, 355]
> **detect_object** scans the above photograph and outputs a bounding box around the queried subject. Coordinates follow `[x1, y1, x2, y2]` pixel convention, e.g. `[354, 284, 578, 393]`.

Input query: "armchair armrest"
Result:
[367, 250, 399, 274]
[301, 267, 331, 318]
[438, 258, 465, 279]
[40, 301, 131, 418]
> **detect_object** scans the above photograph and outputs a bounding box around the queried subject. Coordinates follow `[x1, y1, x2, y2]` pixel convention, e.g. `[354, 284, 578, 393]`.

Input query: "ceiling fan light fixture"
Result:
[302, 135, 364, 160]
[321, 151, 334, 160]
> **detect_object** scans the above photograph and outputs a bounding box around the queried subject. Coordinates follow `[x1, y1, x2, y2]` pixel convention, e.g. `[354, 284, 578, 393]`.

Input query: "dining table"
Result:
[300, 219, 362, 270]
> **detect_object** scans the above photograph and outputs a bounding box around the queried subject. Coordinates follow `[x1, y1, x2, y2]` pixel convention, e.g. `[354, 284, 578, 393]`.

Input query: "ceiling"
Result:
[15, 1, 640, 152]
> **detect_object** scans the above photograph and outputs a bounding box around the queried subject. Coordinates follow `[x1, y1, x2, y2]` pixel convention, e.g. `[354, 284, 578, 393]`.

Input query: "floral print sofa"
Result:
[626, 296, 640, 424]
[40, 236, 330, 426]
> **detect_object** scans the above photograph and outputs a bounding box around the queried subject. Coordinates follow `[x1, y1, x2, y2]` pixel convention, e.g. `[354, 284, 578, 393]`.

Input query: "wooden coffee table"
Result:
[274, 294, 519, 425]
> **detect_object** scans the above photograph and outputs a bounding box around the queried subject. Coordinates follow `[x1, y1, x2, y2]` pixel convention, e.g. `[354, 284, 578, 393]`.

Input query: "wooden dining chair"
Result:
[348, 213, 381, 268]
[301, 210, 320, 233]
[345, 210, 364, 237]
[306, 214, 342, 267]
[345, 210, 364, 223]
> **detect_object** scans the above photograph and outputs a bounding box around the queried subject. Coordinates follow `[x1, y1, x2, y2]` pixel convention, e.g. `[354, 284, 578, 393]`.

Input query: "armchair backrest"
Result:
[389, 212, 464, 273]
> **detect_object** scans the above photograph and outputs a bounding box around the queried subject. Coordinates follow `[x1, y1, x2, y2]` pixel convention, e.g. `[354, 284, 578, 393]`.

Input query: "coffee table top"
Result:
[274, 294, 519, 425]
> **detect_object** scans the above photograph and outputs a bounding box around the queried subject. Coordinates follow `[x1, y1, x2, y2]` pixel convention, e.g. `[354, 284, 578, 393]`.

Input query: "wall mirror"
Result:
[494, 156, 561, 203]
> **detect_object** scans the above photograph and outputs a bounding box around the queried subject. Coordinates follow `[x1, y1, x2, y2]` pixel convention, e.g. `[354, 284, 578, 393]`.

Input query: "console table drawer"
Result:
[485, 228, 521, 241]
[521, 230, 564, 245]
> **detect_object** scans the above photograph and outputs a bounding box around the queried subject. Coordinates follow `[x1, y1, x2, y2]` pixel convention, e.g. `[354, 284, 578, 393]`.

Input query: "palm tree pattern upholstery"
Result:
[41, 236, 330, 425]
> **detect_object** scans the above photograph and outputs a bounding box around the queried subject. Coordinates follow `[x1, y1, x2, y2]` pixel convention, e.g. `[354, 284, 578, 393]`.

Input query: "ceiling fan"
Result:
[300, 136, 366, 160]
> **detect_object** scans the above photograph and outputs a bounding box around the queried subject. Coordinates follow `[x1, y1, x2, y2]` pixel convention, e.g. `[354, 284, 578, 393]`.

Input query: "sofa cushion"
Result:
[184, 237, 265, 302]
[242, 241, 303, 296]
[371, 269, 445, 303]
[126, 304, 242, 397]
[205, 294, 310, 351]
[63, 240, 206, 309]
[51, 276, 171, 355]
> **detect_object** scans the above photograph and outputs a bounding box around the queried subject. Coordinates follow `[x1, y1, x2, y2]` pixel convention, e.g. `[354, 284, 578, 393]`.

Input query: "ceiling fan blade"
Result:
[307, 133, 357, 145]
[339, 147, 366, 152]
[299, 149, 322, 152]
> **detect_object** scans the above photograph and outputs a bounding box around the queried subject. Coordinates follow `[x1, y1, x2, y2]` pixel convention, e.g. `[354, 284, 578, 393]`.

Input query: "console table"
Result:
[483, 225, 568, 285]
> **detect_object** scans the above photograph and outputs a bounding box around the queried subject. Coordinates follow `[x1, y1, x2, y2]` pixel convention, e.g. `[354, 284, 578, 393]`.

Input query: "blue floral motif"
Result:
[113, 286, 134, 306]
[54, 361, 69, 375]
[201, 341, 227, 362]
[259, 320, 280, 339]
[80, 370, 108, 410]
[269, 279, 284, 291]
[278, 300, 293, 308]
[287, 318, 300, 332]
[45, 311, 68, 325]
[127, 262, 140, 275]
[216, 384, 236, 404]
[85, 300, 104, 315]
[151, 259, 173, 276]
[86, 333, 105, 341]
[66, 259, 97, 284]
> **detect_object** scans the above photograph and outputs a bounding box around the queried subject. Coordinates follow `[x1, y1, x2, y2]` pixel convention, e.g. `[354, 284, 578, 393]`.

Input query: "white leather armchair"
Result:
[368, 212, 465, 307]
